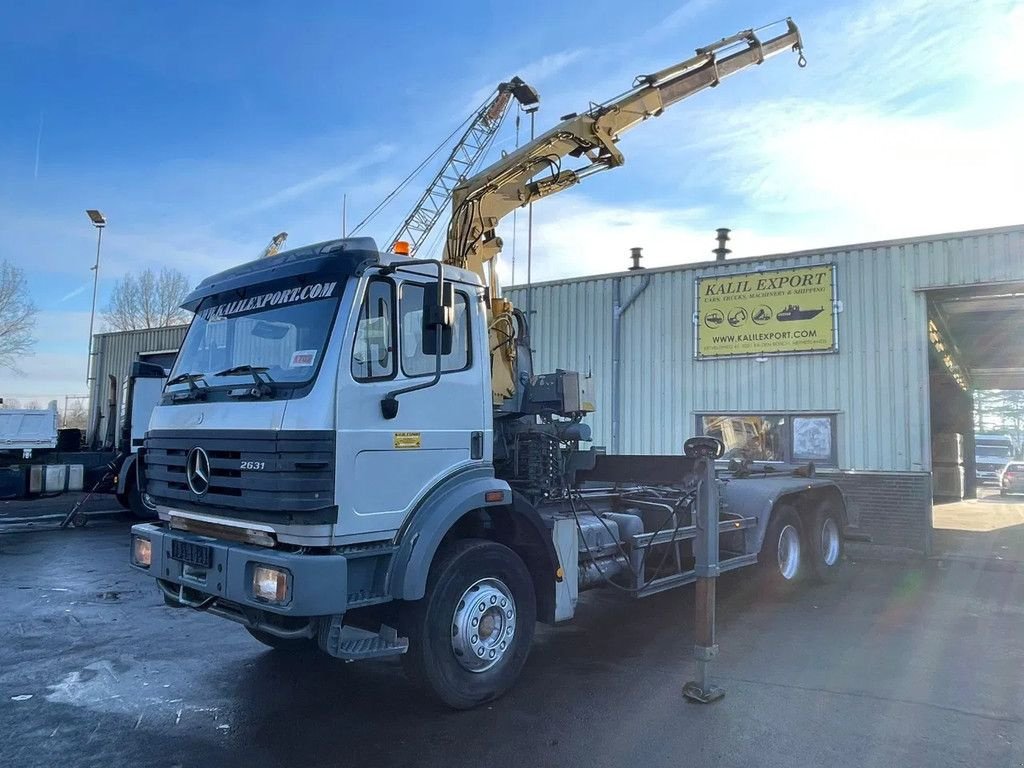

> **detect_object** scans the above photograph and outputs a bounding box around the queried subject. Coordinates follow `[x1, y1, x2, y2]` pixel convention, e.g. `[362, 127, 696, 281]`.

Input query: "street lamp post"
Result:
[85, 209, 106, 386]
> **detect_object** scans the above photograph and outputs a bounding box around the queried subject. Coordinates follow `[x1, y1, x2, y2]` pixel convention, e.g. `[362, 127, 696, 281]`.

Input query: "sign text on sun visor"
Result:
[695, 265, 837, 359]
[199, 281, 338, 321]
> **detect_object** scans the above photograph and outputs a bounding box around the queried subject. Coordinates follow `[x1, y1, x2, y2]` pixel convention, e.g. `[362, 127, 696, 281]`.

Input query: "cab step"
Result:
[318, 618, 409, 660]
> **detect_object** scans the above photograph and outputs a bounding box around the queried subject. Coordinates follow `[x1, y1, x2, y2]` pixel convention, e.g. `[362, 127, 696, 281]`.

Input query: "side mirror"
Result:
[422, 281, 454, 356]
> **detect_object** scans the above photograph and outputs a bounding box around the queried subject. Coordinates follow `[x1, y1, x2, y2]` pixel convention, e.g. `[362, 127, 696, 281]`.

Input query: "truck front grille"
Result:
[143, 429, 336, 525]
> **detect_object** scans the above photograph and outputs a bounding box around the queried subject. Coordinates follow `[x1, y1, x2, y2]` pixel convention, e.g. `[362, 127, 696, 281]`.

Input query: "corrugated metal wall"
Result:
[88, 325, 187, 444]
[508, 225, 1024, 472]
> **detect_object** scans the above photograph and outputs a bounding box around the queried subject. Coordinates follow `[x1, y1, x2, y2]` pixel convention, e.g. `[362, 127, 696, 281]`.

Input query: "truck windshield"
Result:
[168, 282, 341, 395]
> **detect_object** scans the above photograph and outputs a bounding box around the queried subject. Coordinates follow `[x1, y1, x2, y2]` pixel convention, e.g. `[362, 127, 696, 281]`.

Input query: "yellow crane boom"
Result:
[441, 19, 805, 405]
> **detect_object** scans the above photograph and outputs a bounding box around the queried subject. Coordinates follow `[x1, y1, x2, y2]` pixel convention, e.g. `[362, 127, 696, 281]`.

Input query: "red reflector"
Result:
[484, 491, 505, 503]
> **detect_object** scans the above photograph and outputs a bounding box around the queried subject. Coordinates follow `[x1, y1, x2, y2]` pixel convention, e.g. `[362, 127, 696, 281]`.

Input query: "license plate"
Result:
[171, 540, 213, 569]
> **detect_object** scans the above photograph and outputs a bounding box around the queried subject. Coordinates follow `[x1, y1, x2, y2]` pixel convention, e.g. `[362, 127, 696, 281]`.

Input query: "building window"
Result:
[791, 415, 834, 462]
[698, 413, 837, 466]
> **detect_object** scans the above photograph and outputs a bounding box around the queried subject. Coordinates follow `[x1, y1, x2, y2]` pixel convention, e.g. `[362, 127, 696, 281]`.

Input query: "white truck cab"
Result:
[144, 238, 491, 546]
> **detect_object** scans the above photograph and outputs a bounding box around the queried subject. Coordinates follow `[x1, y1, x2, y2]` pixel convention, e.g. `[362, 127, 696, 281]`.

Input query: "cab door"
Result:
[335, 273, 487, 539]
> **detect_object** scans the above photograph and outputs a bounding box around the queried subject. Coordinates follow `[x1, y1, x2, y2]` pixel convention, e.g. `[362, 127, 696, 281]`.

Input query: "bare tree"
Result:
[60, 399, 89, 430]
[102, 267, 191, 331]
[0, 260, 38, 372]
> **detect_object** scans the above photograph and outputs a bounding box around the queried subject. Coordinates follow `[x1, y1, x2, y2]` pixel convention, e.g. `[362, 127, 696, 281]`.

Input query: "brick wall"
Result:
[820, 470, 932, 553]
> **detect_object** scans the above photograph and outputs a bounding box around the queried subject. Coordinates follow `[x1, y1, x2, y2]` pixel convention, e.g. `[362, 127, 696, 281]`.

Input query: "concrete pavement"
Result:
[933, 487, 1024, 564]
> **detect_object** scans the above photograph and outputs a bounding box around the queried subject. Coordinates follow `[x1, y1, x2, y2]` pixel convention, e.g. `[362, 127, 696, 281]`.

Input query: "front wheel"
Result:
[401, 539, 536, 710]
[126, 481, 157, 520]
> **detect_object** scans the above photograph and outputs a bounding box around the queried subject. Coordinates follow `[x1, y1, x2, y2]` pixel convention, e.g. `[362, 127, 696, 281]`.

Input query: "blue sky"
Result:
[1, 0, 1022, 402]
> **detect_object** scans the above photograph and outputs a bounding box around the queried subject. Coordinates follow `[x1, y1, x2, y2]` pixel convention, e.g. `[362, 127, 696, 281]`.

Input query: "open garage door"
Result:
[927, 283, 1024, 563]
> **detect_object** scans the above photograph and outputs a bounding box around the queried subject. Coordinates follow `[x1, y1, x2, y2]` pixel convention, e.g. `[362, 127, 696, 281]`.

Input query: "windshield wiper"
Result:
[214, 365, 274, 384]
[165, 372, 208, 401]
[214, 365, 275, 398]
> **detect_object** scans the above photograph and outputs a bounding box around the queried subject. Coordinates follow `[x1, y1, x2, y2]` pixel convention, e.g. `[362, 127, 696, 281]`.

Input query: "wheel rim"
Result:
[777, 524, 801, 581]
[820, 516, 840, 567]
[451, 578, 516, 673]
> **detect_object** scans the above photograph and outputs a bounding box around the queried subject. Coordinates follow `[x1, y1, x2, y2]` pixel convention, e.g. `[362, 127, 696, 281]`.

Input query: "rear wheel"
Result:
[806, 505, 845, 582]
[758, 505, 806, 589]
[401, 539, 536, 710]
[245, 627, 316, 651]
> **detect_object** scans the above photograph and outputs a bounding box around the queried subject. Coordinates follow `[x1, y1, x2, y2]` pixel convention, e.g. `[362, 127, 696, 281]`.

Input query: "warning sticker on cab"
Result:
[393, 432, 421, 449]
[290, 350, 317, 367]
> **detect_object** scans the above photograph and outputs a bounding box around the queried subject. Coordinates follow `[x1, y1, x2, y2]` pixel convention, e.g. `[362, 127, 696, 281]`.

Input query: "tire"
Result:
[115, 492, 130, 511]
[758, 505, 806, 589]
[245, 627, 316, 651]
[126, 480, 157, 520]
[806, 504, 845, 582]
[400, 539, 536, 710]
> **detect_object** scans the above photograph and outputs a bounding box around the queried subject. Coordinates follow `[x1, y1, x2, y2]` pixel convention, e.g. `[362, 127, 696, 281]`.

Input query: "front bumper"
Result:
[130, 523, 349, 617]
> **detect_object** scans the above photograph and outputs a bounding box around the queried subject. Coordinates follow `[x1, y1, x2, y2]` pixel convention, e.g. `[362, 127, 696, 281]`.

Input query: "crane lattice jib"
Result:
[387, 77, 539, 256]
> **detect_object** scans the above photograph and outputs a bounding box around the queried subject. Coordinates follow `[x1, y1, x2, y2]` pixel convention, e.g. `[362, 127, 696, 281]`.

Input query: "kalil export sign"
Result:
[695, 264, 837, 359]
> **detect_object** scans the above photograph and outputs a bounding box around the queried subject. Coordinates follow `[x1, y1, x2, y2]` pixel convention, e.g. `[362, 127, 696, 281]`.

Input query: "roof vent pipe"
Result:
[628, 246, 644, 270]
[713, 228, 731, 261]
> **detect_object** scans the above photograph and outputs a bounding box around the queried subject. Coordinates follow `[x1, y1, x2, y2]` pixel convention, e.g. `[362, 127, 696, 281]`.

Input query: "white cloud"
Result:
[518, 49, 588, 84]
[59, 282, 90, 302]
[498, 196, 811, 286]
[227, 144, 396, 218]
[498, 0, 1024, 286]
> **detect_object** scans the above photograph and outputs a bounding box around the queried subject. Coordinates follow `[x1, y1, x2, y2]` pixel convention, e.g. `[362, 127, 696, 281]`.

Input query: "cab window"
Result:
[400, 283, 470, 377]
[351, 279, 396, 381]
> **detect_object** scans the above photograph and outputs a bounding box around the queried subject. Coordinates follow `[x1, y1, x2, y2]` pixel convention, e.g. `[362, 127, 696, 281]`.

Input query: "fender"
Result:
[720, 476, 849, 552]
[115, 453, 137, 496]
[387, 466, 560, 608]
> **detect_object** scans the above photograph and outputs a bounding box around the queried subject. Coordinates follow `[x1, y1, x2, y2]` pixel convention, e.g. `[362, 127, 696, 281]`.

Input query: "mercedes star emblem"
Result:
[186, 446, 211, 496]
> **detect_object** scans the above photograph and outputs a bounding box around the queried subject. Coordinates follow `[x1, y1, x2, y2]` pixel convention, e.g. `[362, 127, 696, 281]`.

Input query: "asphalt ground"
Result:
[1, 507, 1023, 768]
[0, 491, 125, 530]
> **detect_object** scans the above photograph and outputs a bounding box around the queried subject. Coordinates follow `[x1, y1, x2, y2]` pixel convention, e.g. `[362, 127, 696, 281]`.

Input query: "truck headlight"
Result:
[131, 536, 152, 568]
[252, 565, 290, 604]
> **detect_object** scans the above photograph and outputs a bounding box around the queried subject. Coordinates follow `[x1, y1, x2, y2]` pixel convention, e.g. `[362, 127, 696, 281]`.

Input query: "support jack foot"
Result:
[682, 681, 725, 703]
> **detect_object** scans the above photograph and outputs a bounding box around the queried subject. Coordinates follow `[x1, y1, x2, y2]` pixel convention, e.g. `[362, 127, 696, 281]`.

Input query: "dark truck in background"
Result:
[0, 361, 164, 517]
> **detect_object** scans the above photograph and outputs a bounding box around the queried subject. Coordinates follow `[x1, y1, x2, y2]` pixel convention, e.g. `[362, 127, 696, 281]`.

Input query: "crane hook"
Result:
[793, 42, 807, 68]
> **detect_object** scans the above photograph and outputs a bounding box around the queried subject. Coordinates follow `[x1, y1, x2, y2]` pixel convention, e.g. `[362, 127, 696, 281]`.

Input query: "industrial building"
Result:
[508, 223, 1024, 553]
[87, 224, 1024, 553]
[87, 325, 186, 449]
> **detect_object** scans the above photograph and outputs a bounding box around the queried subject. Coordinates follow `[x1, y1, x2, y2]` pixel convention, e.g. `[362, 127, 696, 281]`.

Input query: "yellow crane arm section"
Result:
[442, 20, 805, 404]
